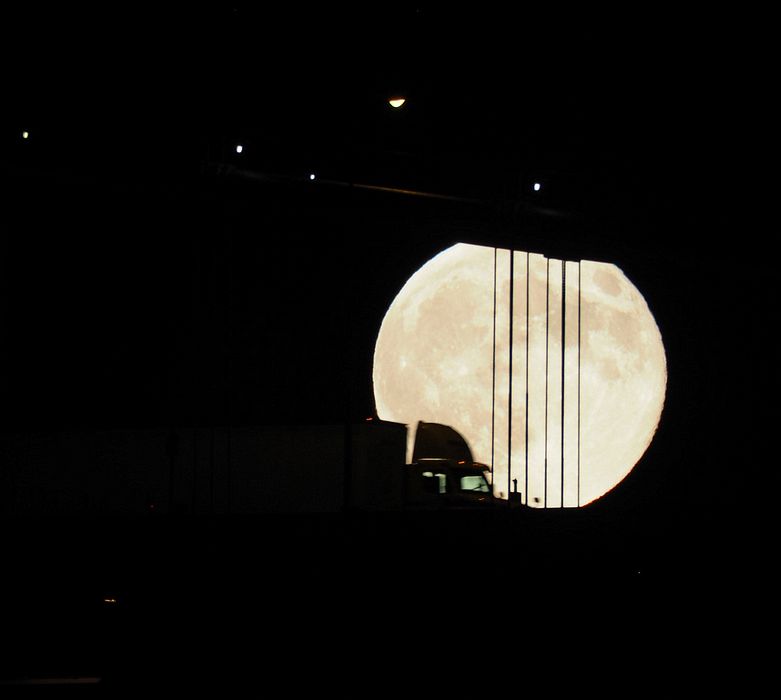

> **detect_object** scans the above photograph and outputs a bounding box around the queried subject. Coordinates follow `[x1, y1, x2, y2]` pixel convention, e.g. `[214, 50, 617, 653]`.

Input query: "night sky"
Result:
[3, 5, 738, 422]
[0, 5, 768, 686]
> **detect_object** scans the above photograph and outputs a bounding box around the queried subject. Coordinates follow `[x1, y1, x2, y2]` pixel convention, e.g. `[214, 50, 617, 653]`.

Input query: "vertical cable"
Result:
[544, 258, 549, 508]
[524, 251, 530, 505]
[577, 261, 582, 508]
[491, 248, 497, 484]
[561, 263, 566, 509]
[507, 250, 514, 501]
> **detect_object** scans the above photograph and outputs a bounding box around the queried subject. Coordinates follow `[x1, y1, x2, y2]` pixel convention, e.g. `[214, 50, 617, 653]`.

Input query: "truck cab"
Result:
[402, 421, 497, 509]
[404, 458, 495, 508]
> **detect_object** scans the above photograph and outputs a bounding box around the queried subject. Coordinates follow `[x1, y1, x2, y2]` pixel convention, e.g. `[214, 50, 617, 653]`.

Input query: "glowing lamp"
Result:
[235, 144, 243, 154]
[22, 131, 29, 139]
[533, 182, 541, 191]
[388, 97, 406, 109]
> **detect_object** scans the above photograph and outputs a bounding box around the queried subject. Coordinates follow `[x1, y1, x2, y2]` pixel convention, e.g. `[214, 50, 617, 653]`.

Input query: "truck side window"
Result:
[460, 475, 490, 492]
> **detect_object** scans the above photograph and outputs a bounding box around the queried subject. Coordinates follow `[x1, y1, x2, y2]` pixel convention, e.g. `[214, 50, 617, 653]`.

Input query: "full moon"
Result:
[372, 243, 667, 507]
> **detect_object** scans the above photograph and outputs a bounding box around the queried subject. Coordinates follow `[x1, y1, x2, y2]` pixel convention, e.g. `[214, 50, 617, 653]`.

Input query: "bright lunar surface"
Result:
[372, 243, 667, 507]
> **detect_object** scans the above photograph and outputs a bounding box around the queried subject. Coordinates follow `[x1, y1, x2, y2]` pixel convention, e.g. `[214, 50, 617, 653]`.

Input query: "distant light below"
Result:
[533, 182, 541, 192]
[309, 173, 316, 181]
[388, 97, 406, 109]
[22, 131, 29, 139]
[235, 144, 243, 154]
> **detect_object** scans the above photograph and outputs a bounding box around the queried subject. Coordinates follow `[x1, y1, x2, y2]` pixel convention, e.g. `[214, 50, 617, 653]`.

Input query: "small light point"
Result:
[309, 173, 316, 181]
[388, 97, 406, 109]
[235, 144, 243, 154]
[533, 182, 541, 192]
[22, 131, 29, 139]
